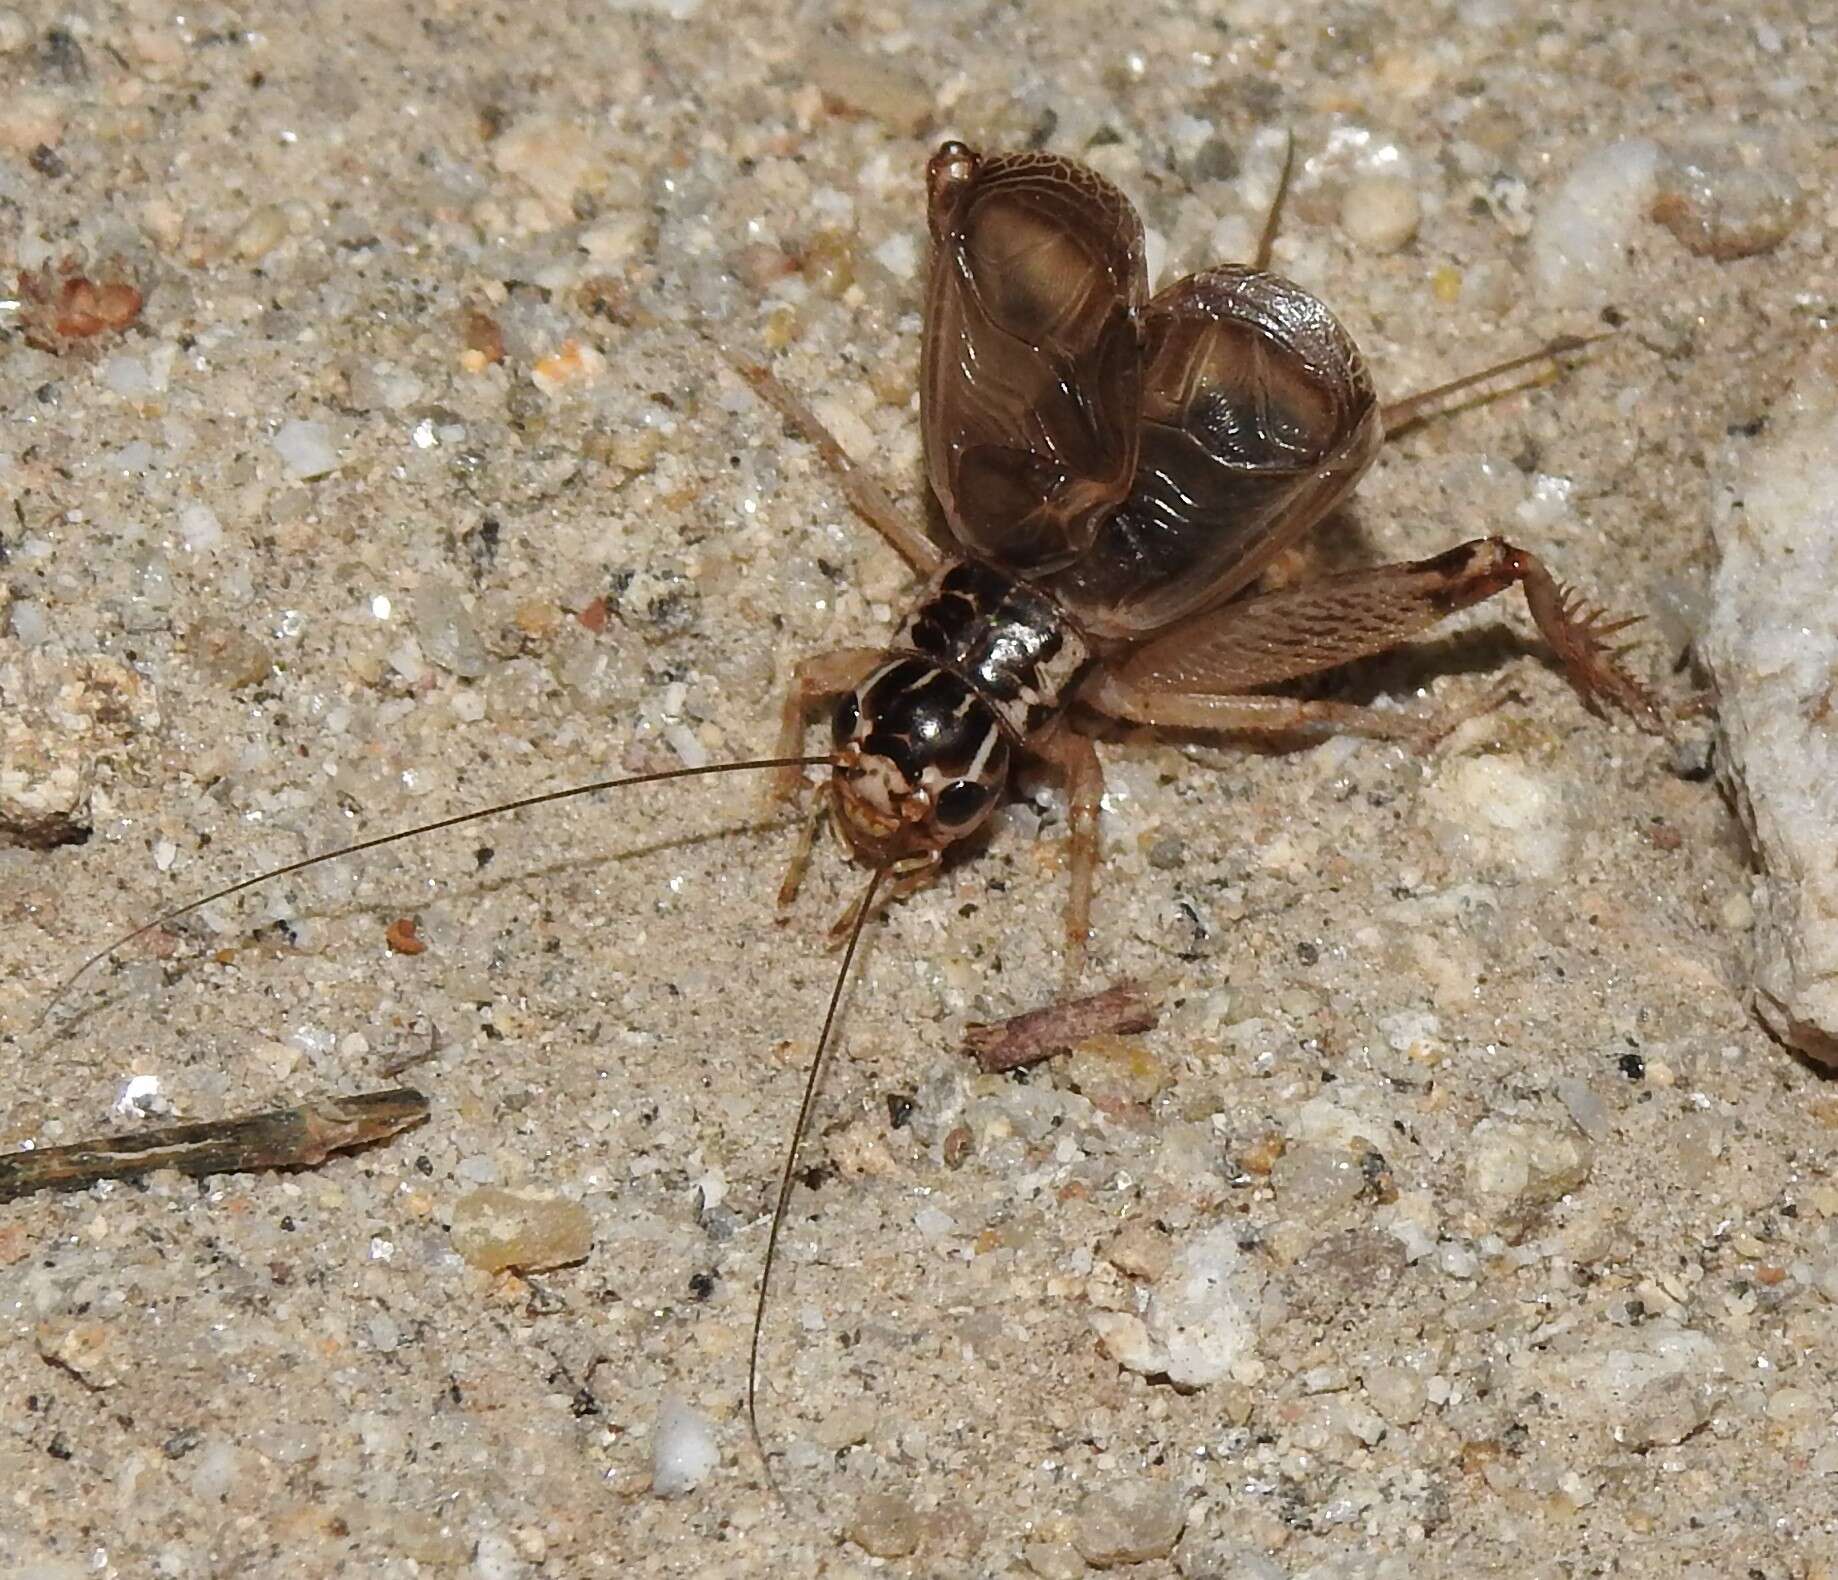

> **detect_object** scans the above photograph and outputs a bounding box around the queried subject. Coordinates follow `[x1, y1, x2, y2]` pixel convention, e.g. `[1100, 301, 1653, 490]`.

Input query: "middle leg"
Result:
[1031, 725, 1107, 991]
[729, 355, 947, 576]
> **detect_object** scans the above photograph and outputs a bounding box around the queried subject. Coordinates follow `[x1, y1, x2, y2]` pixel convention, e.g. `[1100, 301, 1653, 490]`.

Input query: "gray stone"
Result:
[1073, 1480, 1188, 1569]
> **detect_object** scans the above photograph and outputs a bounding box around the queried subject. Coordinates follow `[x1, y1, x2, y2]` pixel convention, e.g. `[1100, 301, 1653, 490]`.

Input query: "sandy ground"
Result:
[3, 2, 1836, 1576]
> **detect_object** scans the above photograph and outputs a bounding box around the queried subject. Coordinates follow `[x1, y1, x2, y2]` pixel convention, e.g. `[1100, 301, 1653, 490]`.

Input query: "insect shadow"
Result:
[44, 138, 1675, 1506]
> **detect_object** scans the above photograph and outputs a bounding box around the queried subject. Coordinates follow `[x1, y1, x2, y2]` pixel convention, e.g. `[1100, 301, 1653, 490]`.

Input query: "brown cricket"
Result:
[44, 139, 1670, 1499]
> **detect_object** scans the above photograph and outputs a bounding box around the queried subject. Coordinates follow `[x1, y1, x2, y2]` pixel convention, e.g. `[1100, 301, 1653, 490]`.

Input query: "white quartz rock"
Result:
[1702, 349, 1838, 1064]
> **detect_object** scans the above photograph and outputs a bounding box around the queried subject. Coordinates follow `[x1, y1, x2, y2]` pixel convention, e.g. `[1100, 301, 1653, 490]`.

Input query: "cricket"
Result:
[35, 138, 1673, 1504]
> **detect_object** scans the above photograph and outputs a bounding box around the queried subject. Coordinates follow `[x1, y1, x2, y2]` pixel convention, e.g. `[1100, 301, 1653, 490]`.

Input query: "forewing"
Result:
[921, 144, 1147, 571]
[1042, 266, 1382, 637]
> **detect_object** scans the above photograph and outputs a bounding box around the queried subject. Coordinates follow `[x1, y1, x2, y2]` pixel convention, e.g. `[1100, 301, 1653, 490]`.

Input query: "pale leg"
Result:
[771, 648, 881, 911]
[773, 648, 881, 802]
[1080, 679, 1458, 747]
[730, 356, 947, 575]
[1032, 727, 1107, 990]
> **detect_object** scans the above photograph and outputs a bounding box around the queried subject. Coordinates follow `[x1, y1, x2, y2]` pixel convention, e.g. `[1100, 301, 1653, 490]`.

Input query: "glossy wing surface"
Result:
[1042, 266, 1382, 638]
[921, 143, 1147, 571]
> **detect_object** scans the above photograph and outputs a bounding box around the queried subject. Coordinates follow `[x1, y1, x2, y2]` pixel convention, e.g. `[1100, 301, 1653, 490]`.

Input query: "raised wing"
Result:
[921, 143, 1147, 571]
[1042, 266, 1382, 638]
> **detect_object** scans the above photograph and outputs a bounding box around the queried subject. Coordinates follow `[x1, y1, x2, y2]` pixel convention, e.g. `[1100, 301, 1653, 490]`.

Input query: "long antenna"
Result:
[749, 861, 886, 1502]
[1380, 331, 1617, 436]
[40, 753, 830, 1025]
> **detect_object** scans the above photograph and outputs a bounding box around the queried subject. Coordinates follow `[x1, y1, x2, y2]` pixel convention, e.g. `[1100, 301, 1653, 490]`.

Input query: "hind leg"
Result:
[1089, 537, 1668, 740]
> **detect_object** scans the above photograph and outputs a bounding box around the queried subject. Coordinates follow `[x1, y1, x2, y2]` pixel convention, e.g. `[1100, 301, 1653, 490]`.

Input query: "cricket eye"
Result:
[830, 691, 860, 748]
[935, 779, 990, 831]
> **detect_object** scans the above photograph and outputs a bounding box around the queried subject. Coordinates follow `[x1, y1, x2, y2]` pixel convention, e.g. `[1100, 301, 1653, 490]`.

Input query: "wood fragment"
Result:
[0, 1088, 430, 1204]
[962, 979, 1159, 1073]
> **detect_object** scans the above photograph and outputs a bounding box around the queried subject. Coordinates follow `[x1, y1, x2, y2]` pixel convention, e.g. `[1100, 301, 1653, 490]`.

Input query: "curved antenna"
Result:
[1252, 129, 1297, 273]
[749, 861, 886, 1503]
[39, 753, 830, 1027]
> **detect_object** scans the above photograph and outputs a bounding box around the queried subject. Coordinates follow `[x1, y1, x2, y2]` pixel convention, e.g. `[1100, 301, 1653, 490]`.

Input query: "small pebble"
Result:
[1095, 1222, 1265, 1388]
[1023, 1541, 1086, 1580]
[0, 91, 64, 153]
[1651, 136, 1801, 261]
[271, 418, 341, 479]
[10, 597, 50, 646]
[1340, 175, 1421, 253]
[190, 1439, 242, 1501]
[873, 230, 919, 281]
[1464, 1119, 1592, 1233]
[1073, 1479, 1187, 1569]
[914, 1204, 956, 1237]
[803, 41, 933, 135]
[1147, 834, 1184, 869]
[813, 1400, 875, 1451]
[456, 1153, 500, 1185]
[650, 1394, 719, 1497]
[1362, 1363, 1428, 1427]
[665, 722, 709, 769]
[1066, 1035, 1167, 1108]
[472, 1530, 522, 1580]
[531, 338, 606, 395]
[1268, 1140, 1365, 1223]
[1105, 1220, 1173, 1282]
[1283, 1229, 1408, 1324]
[233, 204, 290, 261]
[413, 578, 491, 678]
[1427, 753, 1572, 879]
[102, 355, 152, 398]
[188, 615, 274, 689]
[1555, 1075, 1611, 1138]
[1175, 1529, 1287, 1579]
[35, 1318, 124, 1389]
[178, 503, 224, 551]
[846, 1491, 923, 1558]
[1766, 1385, 1818, 1429]
[1544, 1327, 1724, 1450]
[490, 115, 594, 221]
[1703, 356, 1838, 1060]
[1089, 1311, 1161, 1377]
[1437, 1241, 1480, 1279]
[449, 1187, 592, 1273]
[1530, 138, 1661, 307]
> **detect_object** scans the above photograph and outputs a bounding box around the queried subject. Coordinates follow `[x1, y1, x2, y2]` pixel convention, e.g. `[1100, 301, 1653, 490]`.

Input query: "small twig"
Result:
[962, 979, 1159, 1074]
[0, 1088, 431, 1204]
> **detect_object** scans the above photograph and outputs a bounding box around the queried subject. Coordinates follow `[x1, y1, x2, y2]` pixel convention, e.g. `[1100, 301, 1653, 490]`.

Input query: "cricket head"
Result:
[827, 657, 1010, 870]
